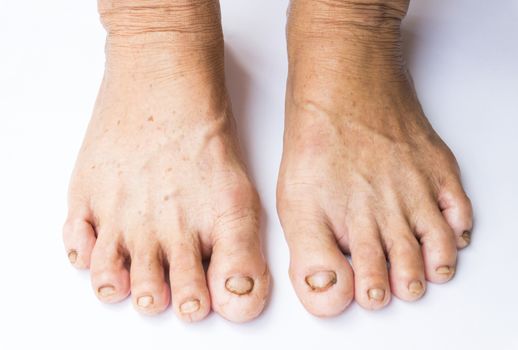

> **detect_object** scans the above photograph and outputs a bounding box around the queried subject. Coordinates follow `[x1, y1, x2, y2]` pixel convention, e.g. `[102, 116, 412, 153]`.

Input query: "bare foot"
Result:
[63, 0, 269, 323]
[277, 0, 473, 316]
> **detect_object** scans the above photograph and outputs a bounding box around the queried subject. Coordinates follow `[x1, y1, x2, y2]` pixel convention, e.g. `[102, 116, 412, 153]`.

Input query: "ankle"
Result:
[99, 0, 222, 37]
[287, 0, 410, 84]
[104, 33, 224, 84]
[287, 0, 409, 35]
[99, 0, 224, 84]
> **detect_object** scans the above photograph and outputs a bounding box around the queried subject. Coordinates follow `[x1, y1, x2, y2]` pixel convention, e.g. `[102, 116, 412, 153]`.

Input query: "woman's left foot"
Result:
[277, 0, 473, 317]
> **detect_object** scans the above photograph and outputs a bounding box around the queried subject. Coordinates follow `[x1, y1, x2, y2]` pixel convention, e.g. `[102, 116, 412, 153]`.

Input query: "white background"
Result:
[1, 0, 517, 349]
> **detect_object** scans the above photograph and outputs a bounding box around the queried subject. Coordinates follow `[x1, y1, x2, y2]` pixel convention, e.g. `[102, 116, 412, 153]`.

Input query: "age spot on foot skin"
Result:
[305, 271, 337, 292]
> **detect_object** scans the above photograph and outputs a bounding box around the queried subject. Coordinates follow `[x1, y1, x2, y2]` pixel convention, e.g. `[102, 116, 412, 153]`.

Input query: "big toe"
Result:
[282, 212, 354, 317]
[207, 215, 270, 323]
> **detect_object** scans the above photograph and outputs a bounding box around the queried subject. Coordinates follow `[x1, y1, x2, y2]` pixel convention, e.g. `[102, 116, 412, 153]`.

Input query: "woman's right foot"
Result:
[63, 0, 269, 323]
[277, 0, 473, 317]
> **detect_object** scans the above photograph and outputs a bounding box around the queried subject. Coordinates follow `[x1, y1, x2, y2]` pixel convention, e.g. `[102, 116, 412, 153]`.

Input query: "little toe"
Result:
[62, 211, 96, 269]
[129, 241, 170, 316]
[166, 234, 210, 322]
[438, 180, 474, 249]
[384, 222, 426, 301]
[281, 213, 354, 317]
[207, 215, 270, 323]
[349, 220, 390, 310]
[415, 205, 458, 284]
[89, 228, 130, 303]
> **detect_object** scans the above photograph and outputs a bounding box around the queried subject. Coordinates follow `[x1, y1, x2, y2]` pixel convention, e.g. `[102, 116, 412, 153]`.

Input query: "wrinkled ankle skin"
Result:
[287, 0, 412, 80]
[98, 0, 222, 36]
[288, 0, 410, 28]
[97, 0, 225, 85]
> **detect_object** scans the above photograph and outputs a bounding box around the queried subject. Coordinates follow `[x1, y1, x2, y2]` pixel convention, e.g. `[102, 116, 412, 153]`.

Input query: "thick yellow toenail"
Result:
[68, 250, 77, 264]
[305, 271, 337, 292]
[137, 295, 154, 308]
[408, 280, 424, 295]
[436, 266, 454, 275]
[225, 276, 254, 295]
[462, 231, 471, 244]
[98, 285, 115, 297]
[180, 299, 200, 314]
[368, 288, 385, 301]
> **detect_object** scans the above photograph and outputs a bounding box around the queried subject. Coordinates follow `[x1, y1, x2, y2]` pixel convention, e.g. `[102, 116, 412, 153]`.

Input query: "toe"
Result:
[166, 234, 210, 322]
[62, 210, 96, 269]
[129, 240, 170, 316]
[90, 228, 130, 303]
[207, 212, 270, 323]
[349, 219, 390, 310]
[438, 180, 474, 249]
[281, 212, 354, 317]
[415, 204, 458, 284]
[383, 222, 426, 301]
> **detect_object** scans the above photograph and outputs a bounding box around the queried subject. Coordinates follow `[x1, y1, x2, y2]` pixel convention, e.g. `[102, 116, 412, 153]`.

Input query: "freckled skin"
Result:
[63, 0, 473, 320]
[63, 0, 270, 323]
[277, 0, 473, 316]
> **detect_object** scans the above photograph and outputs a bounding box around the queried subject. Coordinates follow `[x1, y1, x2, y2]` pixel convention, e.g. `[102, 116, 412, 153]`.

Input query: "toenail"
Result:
[67, 250, 77, 264]
[436, 266, 454, 275]
[98, 285, 116, 297]
[408, 280, 424, 295]
[137, 295, 154, 308]
[180, 299, 200, 314]
[462, 231, 471, 244]
[367, 288, 385, 301]
[305, 271, 337, 292]
[225, 276, 254, 295]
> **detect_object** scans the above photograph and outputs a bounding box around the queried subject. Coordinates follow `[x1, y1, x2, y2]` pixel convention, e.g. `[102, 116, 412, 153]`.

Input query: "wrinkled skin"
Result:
[63, 0, 270, 323]
[277, 0, 473, 316]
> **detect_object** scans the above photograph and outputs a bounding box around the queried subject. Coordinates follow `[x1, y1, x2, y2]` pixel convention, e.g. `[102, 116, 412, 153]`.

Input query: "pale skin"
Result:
[63, 0, 473, 322]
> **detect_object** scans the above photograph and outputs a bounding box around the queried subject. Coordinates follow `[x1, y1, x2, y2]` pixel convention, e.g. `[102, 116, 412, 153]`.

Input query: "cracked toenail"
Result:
[137, 295, 153, 308]
[225, 276, 254, 295]
[180, 299, 200, 314]
[98, 285, 115, 297]
[67, 250, 77, 264]
[368, 288, 385, 301]
[462, 231, 471, 244]
[305, 271, 337, 292]
[436, 266, 454, 275]
[409, 280, 424, 295]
